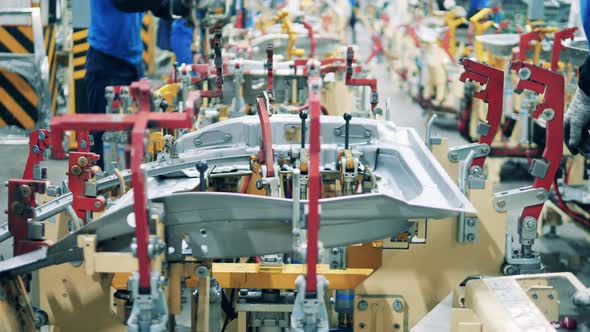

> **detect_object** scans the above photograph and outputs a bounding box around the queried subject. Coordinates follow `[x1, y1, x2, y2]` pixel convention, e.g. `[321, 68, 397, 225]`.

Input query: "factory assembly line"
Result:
[0, 0, 589, 331]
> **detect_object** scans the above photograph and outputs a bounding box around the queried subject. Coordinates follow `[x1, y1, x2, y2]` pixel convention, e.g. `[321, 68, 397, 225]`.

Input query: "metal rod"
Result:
[425, 113, 438, 150]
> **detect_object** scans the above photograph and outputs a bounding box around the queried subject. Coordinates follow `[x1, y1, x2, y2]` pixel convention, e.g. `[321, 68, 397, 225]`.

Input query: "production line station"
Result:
[0, 0, 590, 331]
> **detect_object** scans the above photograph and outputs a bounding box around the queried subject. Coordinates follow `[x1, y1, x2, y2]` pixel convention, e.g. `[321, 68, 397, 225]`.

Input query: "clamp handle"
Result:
[551, 27, 578, 72]
[343, 112, 352, 150]
[196, 160, 208, 192]
[299, 110, 308, 148]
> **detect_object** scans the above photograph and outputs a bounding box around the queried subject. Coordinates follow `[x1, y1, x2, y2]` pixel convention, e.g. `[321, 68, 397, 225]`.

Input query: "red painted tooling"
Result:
[306, 61, 322, 294]
[510, 61, 564, 223]
[518, 30, 544, 62]
[7, 179, 51, 255]
[550, 27, 577, 72]
[458, 59, 504, 168]
[266, 45, 274, 97]
[300, 19, 316, 58]
[51, 78, 194, 291]
[255, 95, 275, 178]
[346, 47, 378, 111]
[23, 129, 49, 180]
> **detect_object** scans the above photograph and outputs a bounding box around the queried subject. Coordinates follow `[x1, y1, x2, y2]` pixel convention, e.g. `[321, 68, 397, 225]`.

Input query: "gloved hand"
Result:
[572, 288, 590, 307]
[564, 87, 590, 154]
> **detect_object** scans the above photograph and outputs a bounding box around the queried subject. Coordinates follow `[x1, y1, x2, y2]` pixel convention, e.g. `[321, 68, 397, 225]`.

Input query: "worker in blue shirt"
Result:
[85, 0, 192, 168]
[564, 0, 590, 155]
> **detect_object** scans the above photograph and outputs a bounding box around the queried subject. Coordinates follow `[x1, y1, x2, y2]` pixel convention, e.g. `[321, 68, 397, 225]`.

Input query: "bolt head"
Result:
[79, 140, 87, 149]
[536, 191, 546, 200]
[357, 300, 368, 311]
[523, 217, 537, 230]
[542, 108, 555, 121]
[32, 145, 40, 155]
[38, 131, 46, 141]
[223, 134, 231, 142]
[467, 218, 477, 227]
[194, 138, 202, 146]
[466, 234, 475, 241]
[518, 67, 531, 80]
[94, 201, 102, 209]
[77, 157, 89, 168]
[449, 151, 458, 161]
[364, 130, 372, 138]
[497, 199, 506, 208]
[333, 128, 342, 136]
[480, 145, 490, 154]
[71, 165, 82, 176]
[393, 299, 404, 312]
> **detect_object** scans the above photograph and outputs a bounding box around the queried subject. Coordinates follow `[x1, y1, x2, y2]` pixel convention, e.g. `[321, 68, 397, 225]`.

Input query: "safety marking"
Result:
[0, 87, 35, 128]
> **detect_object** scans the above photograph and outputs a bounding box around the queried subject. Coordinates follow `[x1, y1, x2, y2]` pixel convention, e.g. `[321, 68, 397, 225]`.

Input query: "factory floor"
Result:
[0, 26, 588, 331]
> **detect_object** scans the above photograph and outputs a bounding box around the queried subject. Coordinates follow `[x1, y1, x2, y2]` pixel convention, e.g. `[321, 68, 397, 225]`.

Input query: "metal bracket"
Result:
[504, 233, 542, 266]
[493, 186, 548, 212]
[425, 113, 441, 150]
[192, 130, 233, 148]
[328, 247, 346, 270]
[448, 143, 490, 163]
[290, 275, 329, 332]
[458, 217, 479, 243]
[333, 124, 373, 140]
[127, 271, 168, 332]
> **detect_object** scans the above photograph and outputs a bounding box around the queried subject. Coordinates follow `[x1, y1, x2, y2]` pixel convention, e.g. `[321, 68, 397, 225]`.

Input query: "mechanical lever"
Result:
[196, 160, 208, 192]
[343, 112, 352, 150]
[299, 110, 308, 148]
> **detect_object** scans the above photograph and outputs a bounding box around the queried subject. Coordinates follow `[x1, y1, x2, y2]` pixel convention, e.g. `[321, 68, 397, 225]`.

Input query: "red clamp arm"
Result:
[300, 20, 316, 59]
[8, 179, 51, 255]
[256, 95, 275, 177]
[346, 47, 378, 111]
[458, 59, 504, 168]
[23, 129, 49, 180]
[366, 34, 384, 64]
[550, 27, 577, 72]
[51, 78, 194, 291]
[518, 30, 544, 62]
[306, 64, 322, 294]
[510, 61, 564, 222]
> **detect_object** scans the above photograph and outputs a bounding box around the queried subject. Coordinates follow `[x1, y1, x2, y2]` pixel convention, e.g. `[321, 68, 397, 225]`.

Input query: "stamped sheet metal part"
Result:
[0, 115, 475, 276]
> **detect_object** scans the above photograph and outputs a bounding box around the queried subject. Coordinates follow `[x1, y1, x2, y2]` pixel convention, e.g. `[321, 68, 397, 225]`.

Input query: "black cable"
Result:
[221, 289, 237, 332]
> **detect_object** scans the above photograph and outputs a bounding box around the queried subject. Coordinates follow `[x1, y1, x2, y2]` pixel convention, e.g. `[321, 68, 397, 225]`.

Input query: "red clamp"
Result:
[51, 78, 194, 291]
[7, 179, 51, 255]
[518, 30, 544, 62]
[510, 61, 564, 222]
[67, 151, 105, 221]
[256, 95, 275, 177]
[550, 27, 578, 72]
[300, 19, 316, 59]
[366, 33, 384, 64]
[458, 59, 504, 168]
[23, 129, 49, 180]
[306, 62, 322, 294]
[346, 47, 378, 111]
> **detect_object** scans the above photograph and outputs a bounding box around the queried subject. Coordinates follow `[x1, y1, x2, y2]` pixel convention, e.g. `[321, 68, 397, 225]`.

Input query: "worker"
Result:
[86, 0, 192, 168]
[564, 0, 590, 155]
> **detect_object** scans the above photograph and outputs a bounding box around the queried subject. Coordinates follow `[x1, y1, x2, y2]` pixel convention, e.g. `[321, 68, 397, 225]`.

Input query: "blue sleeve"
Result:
[582, 0, 590, 45]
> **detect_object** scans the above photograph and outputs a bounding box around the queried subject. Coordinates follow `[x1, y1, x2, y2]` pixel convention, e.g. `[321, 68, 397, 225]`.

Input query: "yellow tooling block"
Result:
[213, 263, 373, 289]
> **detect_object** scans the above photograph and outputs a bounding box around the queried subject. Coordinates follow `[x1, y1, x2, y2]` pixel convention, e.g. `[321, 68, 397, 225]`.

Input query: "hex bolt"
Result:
[542, 108, 555, 121]
[194, 138, 202, 146]
[196, 265, 209, 278]
[449, 151, 458, 162]
[331, 248, 339, 255]
[94, 201, 102, 209]
[32, 145, 40, 155]
[467, 218, 477, 227]
[364, 130, 372, 138]
[223, 134, 232, 142]
[333, 128, 342, 136]
[78, 156, 89, 167]
[38, 131, 46, 141]
[79, 139, 87, 150]
[536, 191, 546, 200]
[393, 299, 404, 312]
[518, 67, 531, 80]
[496, 199, 506, 208]
[357, 300, 368, 311]
[532, 293, 538, 300]
[343, 112, 352, 150]
[523, 217, 537, 230]
[195, 161, 208, 192]
[19, 185, 32, 198]
[300, 110, 308, 148]
[480, 145, 490, 154]
[466, 234, 475, 241]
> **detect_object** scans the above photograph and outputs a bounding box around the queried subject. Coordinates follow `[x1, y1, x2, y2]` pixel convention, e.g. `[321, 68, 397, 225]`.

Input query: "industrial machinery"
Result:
[0, 1, 589, 332]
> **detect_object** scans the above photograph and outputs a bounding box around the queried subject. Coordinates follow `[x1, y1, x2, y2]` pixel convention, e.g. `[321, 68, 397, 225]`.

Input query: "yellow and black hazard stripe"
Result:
[142, 13, 155, 75]
[0, 24, 57, 129]
[72, 27, 89, 115]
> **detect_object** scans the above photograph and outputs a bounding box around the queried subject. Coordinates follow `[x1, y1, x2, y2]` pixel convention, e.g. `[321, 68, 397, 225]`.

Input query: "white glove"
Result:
[564, 87, 590, 152]
[573, 288, 590, 307]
